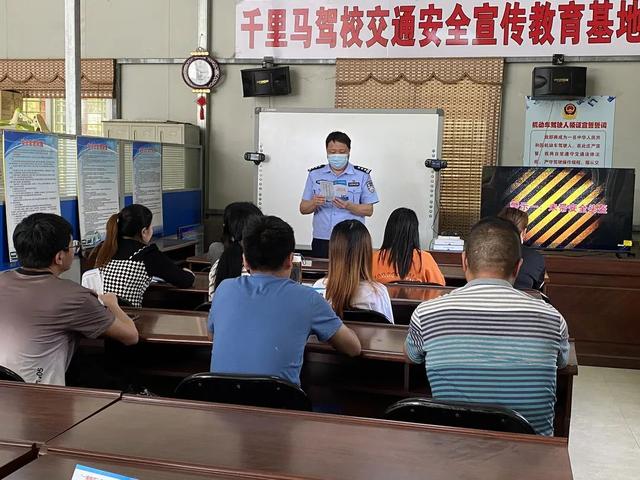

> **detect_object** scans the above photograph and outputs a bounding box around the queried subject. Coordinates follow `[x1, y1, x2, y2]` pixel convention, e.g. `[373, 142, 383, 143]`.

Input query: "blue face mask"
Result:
[328, 154, 349, 170]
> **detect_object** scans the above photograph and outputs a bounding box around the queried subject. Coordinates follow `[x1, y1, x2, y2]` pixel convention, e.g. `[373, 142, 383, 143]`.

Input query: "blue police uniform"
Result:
[301, 163, 379, 245]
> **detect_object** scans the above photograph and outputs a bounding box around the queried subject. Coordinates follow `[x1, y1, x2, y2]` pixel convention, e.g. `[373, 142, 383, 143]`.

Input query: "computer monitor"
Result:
[481, 167, 634, 252]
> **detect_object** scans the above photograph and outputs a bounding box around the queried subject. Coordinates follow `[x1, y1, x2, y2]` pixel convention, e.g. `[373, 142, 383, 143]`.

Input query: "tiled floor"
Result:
[569, 366, 640, 479]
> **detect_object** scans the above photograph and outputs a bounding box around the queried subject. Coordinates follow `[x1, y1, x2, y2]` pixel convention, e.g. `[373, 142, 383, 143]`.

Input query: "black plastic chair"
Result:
[194, 302, 212, 312]
[384, 398, 535, 435]
[174, 372, 312, 411]
[343, 308, 392, 324]
[0, 365, 25, 382]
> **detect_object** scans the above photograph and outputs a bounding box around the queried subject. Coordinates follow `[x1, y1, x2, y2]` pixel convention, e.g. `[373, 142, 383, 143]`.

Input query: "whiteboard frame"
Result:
[253, 108, 445, 249]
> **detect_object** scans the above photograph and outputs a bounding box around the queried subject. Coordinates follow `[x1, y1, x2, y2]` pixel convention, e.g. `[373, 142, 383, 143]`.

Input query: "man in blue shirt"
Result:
[300, 131, 379, 258]
[208, 215, 361, 385]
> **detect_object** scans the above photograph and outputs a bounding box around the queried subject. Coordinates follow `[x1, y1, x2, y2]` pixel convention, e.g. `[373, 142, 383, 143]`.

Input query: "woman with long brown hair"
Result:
[91, 204, 194, 308]
[313, 220, 394, 323]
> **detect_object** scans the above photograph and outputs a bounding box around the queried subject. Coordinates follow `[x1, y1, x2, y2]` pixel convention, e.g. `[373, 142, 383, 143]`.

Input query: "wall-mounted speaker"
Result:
[532, 66, 587, 100]
[241, 66, 291, 97]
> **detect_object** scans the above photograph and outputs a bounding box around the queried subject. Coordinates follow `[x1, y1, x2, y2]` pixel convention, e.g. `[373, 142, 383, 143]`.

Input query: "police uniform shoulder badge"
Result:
[353, 165, 371, 174]
[308, 164, 326, 172]
[366, 179, 375, 193]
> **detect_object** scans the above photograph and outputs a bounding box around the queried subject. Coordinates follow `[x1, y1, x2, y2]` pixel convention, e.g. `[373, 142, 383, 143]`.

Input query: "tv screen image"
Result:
[481, 167, 635, 251]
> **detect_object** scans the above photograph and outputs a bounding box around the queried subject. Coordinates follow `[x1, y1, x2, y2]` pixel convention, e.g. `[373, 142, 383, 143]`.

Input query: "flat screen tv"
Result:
[481, 167, 635, 252]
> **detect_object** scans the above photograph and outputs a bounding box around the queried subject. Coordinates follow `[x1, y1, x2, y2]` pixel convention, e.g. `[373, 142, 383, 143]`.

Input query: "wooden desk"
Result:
[132, 308, 407, 363]
[186, 255, 467, 285]
[0, 382, 120, 445]
[5, 453, 260, 480]
[0, 444, 38, 478]
[144, 274, 537, 322]
[154, 238, 198, 260]
[143, 273, 210, 310]
[132, 307, 574, 367]
[186, 254, 210, 270]
[129, 308, 577, 438]
[82, 238, 198, 274]
[143, 278, 460, 322]
[46, 395, 573, 480]
[544, 254, 640, 368]
[431, 250, 640, 368]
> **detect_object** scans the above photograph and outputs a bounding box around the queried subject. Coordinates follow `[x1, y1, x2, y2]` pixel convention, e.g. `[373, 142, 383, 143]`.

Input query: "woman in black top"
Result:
[91, 204, 195, 307]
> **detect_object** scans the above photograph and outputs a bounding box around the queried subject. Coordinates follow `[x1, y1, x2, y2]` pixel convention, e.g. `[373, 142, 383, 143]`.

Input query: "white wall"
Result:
[1, 0, 638, 224]
[0, 0, 197, 59]
[120, 64, 196, 123]
[209, 1, 336, 210]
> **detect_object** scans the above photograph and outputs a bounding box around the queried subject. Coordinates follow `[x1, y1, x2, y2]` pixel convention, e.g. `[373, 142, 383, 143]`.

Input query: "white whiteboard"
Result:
[255, 109, 443, 250]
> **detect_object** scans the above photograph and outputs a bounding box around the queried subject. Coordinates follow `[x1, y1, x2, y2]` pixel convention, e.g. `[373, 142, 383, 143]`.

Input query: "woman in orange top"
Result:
[372, 208, 445, 285]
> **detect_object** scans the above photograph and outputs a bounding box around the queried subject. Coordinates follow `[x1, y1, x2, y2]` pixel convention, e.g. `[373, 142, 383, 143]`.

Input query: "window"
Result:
[52, 98, 112, 136]
[17, 98, 113, 198]
[21, 98, 47, 120]
[21, 98, 112, 136]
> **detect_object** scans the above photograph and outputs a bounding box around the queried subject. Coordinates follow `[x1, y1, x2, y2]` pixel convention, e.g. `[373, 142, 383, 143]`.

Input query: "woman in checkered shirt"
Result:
[91, 204, 195, 308]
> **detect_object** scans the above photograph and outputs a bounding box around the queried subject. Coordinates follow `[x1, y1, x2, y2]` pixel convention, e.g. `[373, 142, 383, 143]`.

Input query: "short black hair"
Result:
[13, 213, 73, 268]
[465, 217, 522, 278]
[325, 131, 351, 149]
[242, 216, 295, 271]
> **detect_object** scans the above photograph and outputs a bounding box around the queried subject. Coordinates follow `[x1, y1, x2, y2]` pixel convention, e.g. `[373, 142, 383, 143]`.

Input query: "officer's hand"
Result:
[312, 195, 326, 208]
[333, 198, 351, 210]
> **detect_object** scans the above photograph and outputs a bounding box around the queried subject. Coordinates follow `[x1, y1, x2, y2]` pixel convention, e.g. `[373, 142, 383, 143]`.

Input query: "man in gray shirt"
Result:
[0, 213, 138, 385]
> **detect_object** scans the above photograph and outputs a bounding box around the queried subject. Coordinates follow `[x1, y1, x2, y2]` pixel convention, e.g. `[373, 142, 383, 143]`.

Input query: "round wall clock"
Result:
[182, 54, 221, 91]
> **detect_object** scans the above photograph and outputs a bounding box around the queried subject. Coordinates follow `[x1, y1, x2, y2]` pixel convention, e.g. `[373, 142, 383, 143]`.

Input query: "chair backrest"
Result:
[384, 397, 535, 435]
[343, 308, 392, 324]
[0, 365, 25, 382]
[174, 372, 312, 411]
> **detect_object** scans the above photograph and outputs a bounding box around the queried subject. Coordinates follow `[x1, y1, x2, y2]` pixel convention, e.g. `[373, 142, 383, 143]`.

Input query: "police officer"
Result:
[299, 131, 379, 258]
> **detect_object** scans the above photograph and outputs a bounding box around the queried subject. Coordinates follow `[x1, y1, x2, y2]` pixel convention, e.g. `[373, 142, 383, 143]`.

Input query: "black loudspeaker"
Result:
[532, 66, 587, 100]
[241, 66, 291, 97]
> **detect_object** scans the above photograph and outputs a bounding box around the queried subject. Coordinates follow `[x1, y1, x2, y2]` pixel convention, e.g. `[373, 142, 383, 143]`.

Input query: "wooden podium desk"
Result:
[128, 308, 577, 438]
[45, 395, 574, 480]
[0, 382, 120, 445]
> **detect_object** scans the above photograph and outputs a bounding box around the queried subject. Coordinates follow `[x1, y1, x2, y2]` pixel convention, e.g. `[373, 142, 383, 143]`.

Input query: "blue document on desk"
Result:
[71, 464, 137, 480]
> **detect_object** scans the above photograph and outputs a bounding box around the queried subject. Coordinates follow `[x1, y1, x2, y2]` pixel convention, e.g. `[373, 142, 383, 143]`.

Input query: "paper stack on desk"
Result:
[432, 235, 464, 252]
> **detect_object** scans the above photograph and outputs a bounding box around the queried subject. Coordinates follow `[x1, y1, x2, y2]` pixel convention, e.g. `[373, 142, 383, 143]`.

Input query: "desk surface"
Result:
[0, 444, 37, 478]
[5, 453, 262, 480]
[0, 382, 120, 445]
[154, 238, 199, 253]
[47, 395, 573, 480]
[131, 308, 577, 374]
